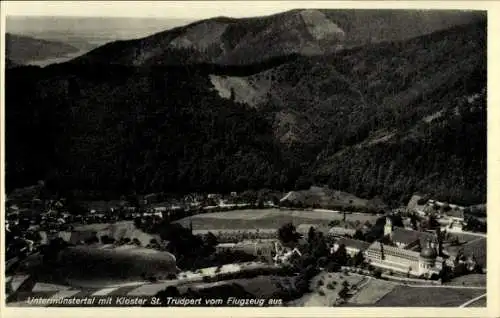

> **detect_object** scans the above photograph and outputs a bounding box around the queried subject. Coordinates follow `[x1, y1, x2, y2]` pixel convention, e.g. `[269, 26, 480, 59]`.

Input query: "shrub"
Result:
[148, 276, 158, 283]
[317, 280, 324, 287]
[318, 290, 325, 296]
[417, 198, 428, 205]
[202, 276, 211, 282]
[166, 273, 177, 280]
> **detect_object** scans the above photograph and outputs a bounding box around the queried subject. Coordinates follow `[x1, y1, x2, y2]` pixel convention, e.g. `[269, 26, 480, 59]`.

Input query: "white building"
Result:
[364, 240, 443, 277]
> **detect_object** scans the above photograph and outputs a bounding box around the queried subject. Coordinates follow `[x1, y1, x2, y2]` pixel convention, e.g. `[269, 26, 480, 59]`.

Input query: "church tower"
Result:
[384, 217, 393, 238]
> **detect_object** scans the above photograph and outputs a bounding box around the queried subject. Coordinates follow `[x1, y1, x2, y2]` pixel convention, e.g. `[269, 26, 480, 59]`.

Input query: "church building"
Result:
[363, 217, 445, 277]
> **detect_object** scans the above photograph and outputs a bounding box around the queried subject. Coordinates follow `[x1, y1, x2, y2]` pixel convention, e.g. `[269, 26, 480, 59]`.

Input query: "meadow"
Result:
[175, 209, 379, 230]
[374, 285, 485, 307]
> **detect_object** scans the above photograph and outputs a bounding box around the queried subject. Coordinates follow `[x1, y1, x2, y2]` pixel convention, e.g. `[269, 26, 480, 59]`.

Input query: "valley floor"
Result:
[176, 208, 379, 230]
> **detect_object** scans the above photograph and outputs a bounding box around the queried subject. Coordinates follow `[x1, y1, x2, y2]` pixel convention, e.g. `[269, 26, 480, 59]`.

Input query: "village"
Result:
[5, 183, 487, 307]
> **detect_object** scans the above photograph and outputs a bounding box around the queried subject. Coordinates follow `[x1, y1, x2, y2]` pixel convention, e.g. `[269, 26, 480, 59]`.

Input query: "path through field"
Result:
[459, 293, 487, 308]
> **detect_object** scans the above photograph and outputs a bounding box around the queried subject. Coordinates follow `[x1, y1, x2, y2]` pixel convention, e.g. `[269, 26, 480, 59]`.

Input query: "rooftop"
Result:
[335, 237, 371, 251]
[329, 226, 356, 236]
[391, 227, 434, 246]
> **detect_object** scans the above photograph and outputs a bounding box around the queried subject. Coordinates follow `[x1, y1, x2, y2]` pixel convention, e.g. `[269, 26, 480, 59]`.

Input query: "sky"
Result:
[2, 1, 488, 19]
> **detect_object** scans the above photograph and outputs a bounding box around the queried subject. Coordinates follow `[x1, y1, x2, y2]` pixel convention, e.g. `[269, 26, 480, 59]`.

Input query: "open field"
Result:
[450, 232, 484, 243]
[288, 271, 366, 306]
[348, 278, 398, 305]
[180, 274, 296, 300]
[445, 274, 486, 287]
[176, 209, 379, 230]
[375, 285, 485, 307]
[18, 245, 177, 289]
[465, 295, 487, 307]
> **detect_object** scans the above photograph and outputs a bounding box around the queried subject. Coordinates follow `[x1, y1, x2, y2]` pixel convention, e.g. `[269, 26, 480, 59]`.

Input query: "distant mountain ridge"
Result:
[6, 33, 80, 65]
[72, 9, 484, 66]
[5, 11, 486, 206]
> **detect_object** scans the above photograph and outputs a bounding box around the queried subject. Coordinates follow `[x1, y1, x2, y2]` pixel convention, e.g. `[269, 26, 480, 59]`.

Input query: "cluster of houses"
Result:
[4, 190, 276, 265]
[5, 185, 485, 283]
[199, 194, 485, 280]
[79, 191, 278, 221]
[406, 195, 467, 233]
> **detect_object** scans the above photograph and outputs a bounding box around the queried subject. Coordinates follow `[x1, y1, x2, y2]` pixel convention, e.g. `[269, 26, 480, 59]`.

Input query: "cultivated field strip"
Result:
[6, 274, 172, 304]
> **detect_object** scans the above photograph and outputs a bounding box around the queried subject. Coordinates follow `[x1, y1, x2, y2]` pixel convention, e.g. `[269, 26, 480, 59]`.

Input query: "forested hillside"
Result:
[5, 19, 486, 206]
[73, 9, 483, 66]
[6, 64, 300, 197]
[312, 89, 486, 205]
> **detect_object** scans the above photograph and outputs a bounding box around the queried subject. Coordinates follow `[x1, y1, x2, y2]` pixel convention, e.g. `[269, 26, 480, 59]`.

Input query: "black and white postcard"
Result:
[1, 1, 497, 318]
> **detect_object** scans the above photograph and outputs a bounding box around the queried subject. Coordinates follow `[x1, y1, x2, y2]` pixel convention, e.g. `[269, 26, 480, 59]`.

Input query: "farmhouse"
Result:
[272, 241, 303, 265]
[429, 200, 465, 211]
[328, 226, 356, 237]
[440, 208, 465, 223]
[215, 240, 276, 258]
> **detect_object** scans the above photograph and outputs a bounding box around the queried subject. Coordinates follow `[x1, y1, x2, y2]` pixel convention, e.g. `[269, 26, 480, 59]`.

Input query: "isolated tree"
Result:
[307, 227, 317, 244]
[389, 214, 404, 227]
[333, 244, 348, 266]
[338, 285, 350, 301]
[278, 222, 301, 245]
[353, 229, 365, 241]
[204, 232, 218, 254]
[311, 233, 329, 259]
[439, 265, 453, 282]
[132, 238, 141, 246]
[410, 213, 419, 230]
[100, 235, 112, 244]
[134, 217, 143, 229]
[353, 251, 365, 267]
